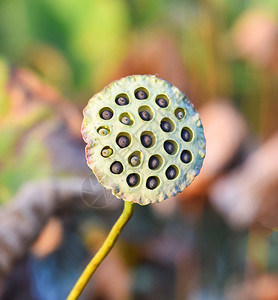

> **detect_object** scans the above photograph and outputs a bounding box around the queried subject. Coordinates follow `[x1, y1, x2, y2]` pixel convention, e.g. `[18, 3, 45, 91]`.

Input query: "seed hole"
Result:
[119, 112, 134, 125]
[128, 151, 142, 167]
[101, 146, 113, 158]
[127, 173, 140, 187]
[181, 127, 193, 142]
[180, 150, 192, 164]
[148, 154, 164, 170]
[164, 140, 178, 155]
[146, 176, 160, 190]
[99, 107, 113, 120]
[138, 106, 154, 121]
[155, 95, 169, 108]
[116, 132, 131, 148]
[110, 161, 123, 174]
[97, 126, 110, 136]
[160, 118, 175, 132]
[175, 108, 186, 120]
[134, 87, 149, 100]
[115, 94, 129, 106]
[140, 131, 156, 148]
[166, 165, 179, 180]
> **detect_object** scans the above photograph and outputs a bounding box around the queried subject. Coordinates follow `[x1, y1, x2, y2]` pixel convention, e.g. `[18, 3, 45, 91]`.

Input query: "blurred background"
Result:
[1, 0, 278, 299]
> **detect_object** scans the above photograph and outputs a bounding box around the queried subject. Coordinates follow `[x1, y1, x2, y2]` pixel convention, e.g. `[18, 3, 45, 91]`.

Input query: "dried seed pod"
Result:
[82, 75, 206, 205]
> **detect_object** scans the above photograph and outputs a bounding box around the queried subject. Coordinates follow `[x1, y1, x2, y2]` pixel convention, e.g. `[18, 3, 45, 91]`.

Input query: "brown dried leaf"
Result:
[210, 133, 278, 228]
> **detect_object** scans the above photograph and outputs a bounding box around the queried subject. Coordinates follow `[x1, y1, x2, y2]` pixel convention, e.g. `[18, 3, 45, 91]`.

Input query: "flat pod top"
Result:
[82, 75, 206, 205]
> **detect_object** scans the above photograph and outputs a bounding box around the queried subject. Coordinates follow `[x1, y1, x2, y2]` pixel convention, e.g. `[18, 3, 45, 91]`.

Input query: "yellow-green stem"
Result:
[67, 201, 134, 300]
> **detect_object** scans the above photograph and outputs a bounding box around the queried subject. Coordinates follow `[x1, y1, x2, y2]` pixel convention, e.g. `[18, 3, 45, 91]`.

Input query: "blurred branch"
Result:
[0, 177, 88, 277]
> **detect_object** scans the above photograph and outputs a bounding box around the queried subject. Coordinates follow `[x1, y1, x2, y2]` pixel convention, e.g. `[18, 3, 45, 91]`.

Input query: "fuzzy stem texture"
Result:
[67, 201, 134, 300]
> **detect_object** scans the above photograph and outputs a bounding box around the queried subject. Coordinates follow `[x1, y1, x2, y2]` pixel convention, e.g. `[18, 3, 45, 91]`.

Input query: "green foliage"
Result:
[0, 136, 51, 203]
[0, 105, 52, 204]
[0, 57, 10, 117]
[0, 0, 130, 92]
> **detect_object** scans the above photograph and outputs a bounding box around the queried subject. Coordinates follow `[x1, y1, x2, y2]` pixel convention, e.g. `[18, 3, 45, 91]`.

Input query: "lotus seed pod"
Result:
[82, 75, 206, 205]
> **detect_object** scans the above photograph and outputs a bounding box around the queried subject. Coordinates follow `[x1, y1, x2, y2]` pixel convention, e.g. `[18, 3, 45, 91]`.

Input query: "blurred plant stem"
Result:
[67, 201, 134, 300]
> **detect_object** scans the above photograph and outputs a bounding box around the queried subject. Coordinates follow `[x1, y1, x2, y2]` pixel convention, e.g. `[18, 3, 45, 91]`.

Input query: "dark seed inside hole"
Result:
[177, 111, 184, 119]
[101, 110, 113, 120]
[130, 156, 139, 166]
[127, 174, 138, 187]
[121, 117, 130, 125]
[135, 90, 148, 100]
[111, 162, 123, 174]
[116, 96, 128, 106]
[161, 121, 171, 132]
[166, 166, 176, 179]
[181, 150, 192, 163]
[181, 129, 191, 142]
[164, 141, 174, 154]
[117, 136, 130, 148]
[139, 111, 150, 121]
[149, 156, 159, 169]
[141, 135, 152, 148]
[146, 177, 158, 190]
[156, 98, 167, 108]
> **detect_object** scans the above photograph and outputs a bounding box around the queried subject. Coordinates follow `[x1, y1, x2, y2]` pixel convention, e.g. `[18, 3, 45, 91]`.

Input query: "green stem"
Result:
[67, 201, 134, 300]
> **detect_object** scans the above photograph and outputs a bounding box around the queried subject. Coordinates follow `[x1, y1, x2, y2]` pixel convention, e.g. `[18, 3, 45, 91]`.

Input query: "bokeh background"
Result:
[1, 0, 278, 299]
